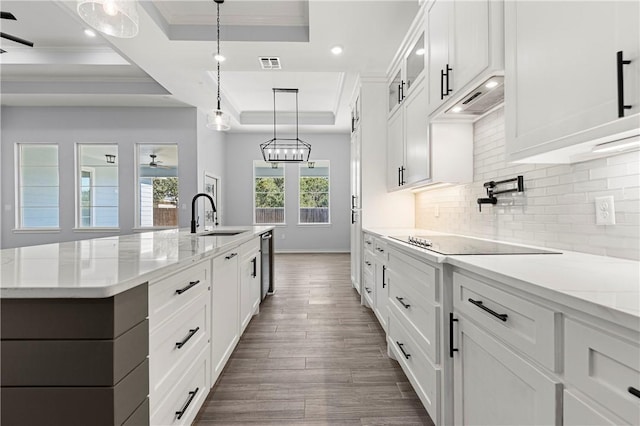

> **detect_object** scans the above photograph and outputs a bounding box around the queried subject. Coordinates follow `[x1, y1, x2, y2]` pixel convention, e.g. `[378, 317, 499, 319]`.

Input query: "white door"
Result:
[386, 107, 404, 190]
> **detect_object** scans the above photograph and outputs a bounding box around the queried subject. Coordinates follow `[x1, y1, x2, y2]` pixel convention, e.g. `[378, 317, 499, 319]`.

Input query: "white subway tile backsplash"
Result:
[415, 106, 640, 260]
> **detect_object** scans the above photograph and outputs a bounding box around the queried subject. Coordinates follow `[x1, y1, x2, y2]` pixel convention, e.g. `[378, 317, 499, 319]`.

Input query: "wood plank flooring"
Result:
[194, 253, 434, 426]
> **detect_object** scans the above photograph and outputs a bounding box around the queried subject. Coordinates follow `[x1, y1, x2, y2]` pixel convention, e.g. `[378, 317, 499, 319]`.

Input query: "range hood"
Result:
[445, 76, 504, 116]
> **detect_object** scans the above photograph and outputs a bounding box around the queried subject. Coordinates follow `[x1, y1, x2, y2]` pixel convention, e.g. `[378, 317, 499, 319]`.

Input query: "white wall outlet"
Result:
[595, 196, 616, 226]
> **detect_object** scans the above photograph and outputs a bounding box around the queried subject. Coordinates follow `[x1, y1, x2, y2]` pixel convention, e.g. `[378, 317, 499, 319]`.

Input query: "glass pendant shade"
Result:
[206, 109, 231, 131]
[77, 0, 139, 38]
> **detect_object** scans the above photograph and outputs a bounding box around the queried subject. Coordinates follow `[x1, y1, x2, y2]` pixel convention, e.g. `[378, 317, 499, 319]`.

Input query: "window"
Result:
[17, 144, 59, 229]
[77, 144, 119, 228]
[137, 144, 179, 228]
[254, 161, 285, 224]
[299, 160, 330, 224]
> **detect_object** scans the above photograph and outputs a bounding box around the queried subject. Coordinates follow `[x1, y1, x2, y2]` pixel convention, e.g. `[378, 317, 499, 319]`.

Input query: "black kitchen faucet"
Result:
[191, 193, 217, 233]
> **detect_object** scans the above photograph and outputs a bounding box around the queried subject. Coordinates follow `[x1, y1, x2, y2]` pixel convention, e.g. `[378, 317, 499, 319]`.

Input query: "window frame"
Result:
[134, 143, 180, 230]
[253, 160, 286, 226]
[298, 160, 331, 226]
[15, 143, 60, 231]
[74, 143, 120, 231]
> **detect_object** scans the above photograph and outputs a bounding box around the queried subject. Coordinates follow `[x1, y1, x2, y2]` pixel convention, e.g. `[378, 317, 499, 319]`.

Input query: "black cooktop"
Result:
[390, 235, 561, 255]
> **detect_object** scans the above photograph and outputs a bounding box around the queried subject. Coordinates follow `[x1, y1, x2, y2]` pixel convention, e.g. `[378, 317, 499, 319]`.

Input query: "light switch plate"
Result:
[595, 196, 616, 226]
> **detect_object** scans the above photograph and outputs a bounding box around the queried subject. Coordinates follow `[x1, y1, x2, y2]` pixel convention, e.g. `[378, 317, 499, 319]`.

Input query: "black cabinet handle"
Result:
[396, 296, 410, 309]
[445, 64, 453, 96]
[365, 240, 372, 246]
[251, 257, 257, 278]
[175, 327, 200, 349]
[440, 68, 446, 100]
[175, 280, 200, 295]
[449, 313, 459, 358]
[400, 80, 405, 101]
[398, 84, 402, 104]
[617, 51, 632, 118]
[365, 260, 372, 266]
[382, 265, 386, 288]
[376, 247, 385, 253]
[397, 166, 401, 187]
[351, 195, 357, 209]
[225, 252, 238, 260]
[629, 386, 640, 399]
[365, 287, 372, 294]
[396, 341, 411, 359]
[400, 166, 405, 185]
[351, 210, 356, 224]
[468, 298, 508, 322]
[175, 387, 199, 420]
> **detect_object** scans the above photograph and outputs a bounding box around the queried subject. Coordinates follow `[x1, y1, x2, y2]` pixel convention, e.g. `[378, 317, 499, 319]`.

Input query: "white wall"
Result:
[1, 106, 199, 248]
[196, 109, 227, 224]
[415, 107, 640, 260]
[225, 132, 350, 252]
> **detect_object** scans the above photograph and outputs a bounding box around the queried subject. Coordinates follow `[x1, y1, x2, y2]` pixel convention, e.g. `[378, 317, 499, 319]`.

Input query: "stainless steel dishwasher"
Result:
[260, 231, 274, 300]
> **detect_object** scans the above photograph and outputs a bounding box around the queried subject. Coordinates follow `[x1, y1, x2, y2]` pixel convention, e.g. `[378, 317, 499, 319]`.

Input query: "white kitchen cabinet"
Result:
[564, 390, 623, 426]
[386, 107, 405, 189]
[452, 316, 561, 425]
[239, 238, 261, 334]
[211, 248, 240, 385]
[505, 0, 640, 163]
[372, 238, 389, 331]
[427, 0, 504, 116]
[148, 259, 211, 425]
[350, 127, 362, 294]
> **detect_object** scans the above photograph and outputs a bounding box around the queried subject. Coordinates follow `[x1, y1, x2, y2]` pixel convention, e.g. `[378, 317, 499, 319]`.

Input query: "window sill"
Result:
[253, 223, 287, 227]
[13, 228, 61, 234]
[297, 223, 331, 227]
[73, 228, 120, 232]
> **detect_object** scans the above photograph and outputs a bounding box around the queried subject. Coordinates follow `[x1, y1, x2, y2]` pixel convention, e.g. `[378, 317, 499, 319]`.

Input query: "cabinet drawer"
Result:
[453, 272, 558, 371]
[388, 309, 440, 425]
[388, 272, 439, 364]
[149, 296, 209, 401]
[363, 233, 374, 250]
[149, 262, 209, 332]
[564, 389, 620, 426]
[565, 319, 640, 425]
[363, 252, 375, 277]
[363, 272, 375, 308]
[373, 239, 388, 262]
[388, 248, 438, 304]
[151, 346, 209, 426]
[240, 237, 260, 257]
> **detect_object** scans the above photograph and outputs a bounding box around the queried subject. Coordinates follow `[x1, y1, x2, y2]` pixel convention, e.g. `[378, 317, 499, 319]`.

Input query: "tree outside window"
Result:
[254, 161, 285, 224]
[299, 161, 330, 224]
[137, 144, 179, 228]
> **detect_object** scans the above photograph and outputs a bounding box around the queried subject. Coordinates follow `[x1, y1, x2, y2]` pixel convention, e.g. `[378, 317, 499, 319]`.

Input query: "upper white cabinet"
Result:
[505, 0, 640, 163]
[427, 0, 504, 116]
[388, 31, 427, 116]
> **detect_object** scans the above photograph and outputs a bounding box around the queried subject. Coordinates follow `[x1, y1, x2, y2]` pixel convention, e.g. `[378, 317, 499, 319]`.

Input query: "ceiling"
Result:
[0, 0, 419, 133]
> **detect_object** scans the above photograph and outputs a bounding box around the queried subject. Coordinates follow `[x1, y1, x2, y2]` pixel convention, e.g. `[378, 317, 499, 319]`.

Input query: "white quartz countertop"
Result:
[0, 226, 273, 298]
[365, 227, 640, 327]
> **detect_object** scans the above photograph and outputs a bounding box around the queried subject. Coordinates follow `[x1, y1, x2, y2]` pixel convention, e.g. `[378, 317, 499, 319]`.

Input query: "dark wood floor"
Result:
[194, 253, 434, 426]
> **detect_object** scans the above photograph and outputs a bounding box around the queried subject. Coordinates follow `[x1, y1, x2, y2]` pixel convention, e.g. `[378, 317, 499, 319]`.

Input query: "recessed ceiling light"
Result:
[451, 106, 463, 113]
[415, 48, 425, 56]
[331, 45, 343, 55]
[485, 80, 499, 89]
[214, 53, 226, 62]
[84, 29, 96, 37]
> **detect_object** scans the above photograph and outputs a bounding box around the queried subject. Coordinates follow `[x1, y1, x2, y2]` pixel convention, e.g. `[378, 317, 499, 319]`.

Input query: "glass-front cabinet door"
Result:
[405, 32, 426, 93]
[388, 69, 402, 113]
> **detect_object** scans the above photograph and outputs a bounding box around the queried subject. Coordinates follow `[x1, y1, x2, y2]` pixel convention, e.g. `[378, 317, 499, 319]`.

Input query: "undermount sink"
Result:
[198, 230, 245, 237]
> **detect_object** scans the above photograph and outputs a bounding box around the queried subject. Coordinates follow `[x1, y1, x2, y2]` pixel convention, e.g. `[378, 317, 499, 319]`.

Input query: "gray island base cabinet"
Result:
[0, 284, 150, 426]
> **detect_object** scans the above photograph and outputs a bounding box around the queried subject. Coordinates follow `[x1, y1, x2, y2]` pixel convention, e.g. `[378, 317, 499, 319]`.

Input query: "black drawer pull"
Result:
[175, 280, 200, 295]
[449, 313, 459, 358]
[382, 265, 386, 289]
[175, 327, 200, 349]
[365, 287, 372, 294]
[175, 387, 199, 420]
[396, 341, 411, 359]
[629, 386, 640, 399]
[365, 260, 372, 266]
[396, 296, 410, 309]
[251, 257, 257, 278]
[468, 298, 508, 322]
[617, 51, 632, 118]
[225, 252, 238, 260]
[376, 247, 384, 253]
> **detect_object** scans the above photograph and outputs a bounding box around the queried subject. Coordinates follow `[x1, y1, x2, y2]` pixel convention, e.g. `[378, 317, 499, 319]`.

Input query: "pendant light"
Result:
[207, 0, 231, 131]
[260, 88, 311, 163]
[77, 0, 139, 38]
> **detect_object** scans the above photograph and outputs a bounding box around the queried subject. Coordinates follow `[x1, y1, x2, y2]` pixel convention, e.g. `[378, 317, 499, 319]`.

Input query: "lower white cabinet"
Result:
[148, 259, 212, 425]
[452, 316, 561, 425]
[239, 238, 261, 334]
[211, 248, 240, 385]
[563, 390, 622, 426]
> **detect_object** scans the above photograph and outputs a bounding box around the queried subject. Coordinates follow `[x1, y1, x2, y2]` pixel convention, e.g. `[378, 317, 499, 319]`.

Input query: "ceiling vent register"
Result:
[260, 57, 282, 70]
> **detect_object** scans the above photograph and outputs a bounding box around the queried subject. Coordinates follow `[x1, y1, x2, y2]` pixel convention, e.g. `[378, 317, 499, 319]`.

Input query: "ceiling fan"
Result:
[1, 12, 34, 54]
[148, 154, 171, 169]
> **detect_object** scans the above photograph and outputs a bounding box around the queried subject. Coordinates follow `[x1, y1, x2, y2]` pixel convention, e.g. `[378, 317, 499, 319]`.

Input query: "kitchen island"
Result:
[0, 226, 273, 426]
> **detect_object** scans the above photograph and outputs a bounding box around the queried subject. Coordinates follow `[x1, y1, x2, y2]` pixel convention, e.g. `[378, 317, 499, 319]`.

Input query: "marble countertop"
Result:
[0, 226, 273, 299]
[365, 227, 640, 328]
